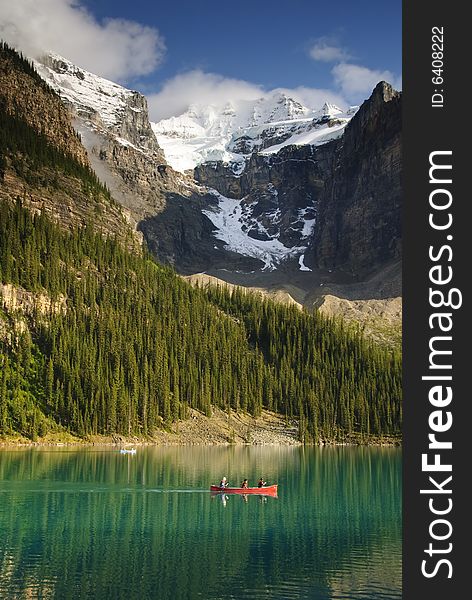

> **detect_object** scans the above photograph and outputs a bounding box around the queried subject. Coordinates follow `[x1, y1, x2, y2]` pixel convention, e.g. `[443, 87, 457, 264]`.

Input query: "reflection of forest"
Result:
[328, 536, 401, 599]
[0, 447, 401, 599]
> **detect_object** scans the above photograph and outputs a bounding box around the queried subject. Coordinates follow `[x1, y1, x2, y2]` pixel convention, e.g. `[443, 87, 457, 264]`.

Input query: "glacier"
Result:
[152, 94, 357, 174]
[203, 191, 308, 271]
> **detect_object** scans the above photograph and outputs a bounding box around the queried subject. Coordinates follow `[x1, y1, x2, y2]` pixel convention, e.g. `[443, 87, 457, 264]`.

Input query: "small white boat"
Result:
[119, 448, 137, 454]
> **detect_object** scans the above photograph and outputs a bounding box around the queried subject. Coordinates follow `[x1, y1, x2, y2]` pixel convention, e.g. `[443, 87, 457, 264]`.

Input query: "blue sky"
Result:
[79, 0, 401, 90]
[0, 0, 401, 119]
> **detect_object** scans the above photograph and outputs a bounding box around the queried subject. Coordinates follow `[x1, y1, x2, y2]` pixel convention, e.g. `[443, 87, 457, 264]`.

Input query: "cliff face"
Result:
[38, 54, 165, 160]
[138, 190, 264, 274]
[310, 82, 401, 276]
[84, 131, 190, 221]
[34, 53, 212, 229]
[196, 144, 332, 249]
[194, 82, 401, 279]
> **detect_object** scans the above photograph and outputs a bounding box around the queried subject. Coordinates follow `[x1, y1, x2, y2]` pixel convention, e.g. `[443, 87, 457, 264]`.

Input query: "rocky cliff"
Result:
[37, 54, 165, 159]
[193, 82, 401, 280]
[35, 53, 199, 227]
[195, 143, 332, 249]
[309, 82, 401, 277]
[0, 47, 87, 167]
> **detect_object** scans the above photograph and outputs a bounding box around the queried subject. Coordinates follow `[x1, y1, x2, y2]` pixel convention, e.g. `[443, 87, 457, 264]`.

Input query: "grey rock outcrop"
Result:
[84, 130, 191, 222]
[36, 53, 194, 224]
[194, 82, 401, 279]
[309, 82, 401, 277]
[39, 54, 165, 160]
[138, 191, 263, 274]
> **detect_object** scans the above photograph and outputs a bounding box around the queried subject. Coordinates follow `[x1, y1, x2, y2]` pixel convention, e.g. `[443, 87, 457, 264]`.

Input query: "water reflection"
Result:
[0, 446, 401, 599]
[211, 492, 271, 507]
[213, 492, 229, 507]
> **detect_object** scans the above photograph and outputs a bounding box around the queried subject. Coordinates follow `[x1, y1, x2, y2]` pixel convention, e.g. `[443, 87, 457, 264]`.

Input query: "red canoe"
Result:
[210, 484, 278, 496]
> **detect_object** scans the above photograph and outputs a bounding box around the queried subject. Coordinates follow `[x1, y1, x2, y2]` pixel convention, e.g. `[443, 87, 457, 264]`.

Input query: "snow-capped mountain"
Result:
[34, 53, 162, 156]
[33, 53, 201, 229]
[149, 94, 358, 272]
[32, 54, 334, 272]
[152, 93, 357, 174]
[31, 53, 401, 282]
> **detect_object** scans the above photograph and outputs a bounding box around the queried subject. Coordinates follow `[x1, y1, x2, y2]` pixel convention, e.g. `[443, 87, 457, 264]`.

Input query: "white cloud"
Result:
[147, 70, 352, 122]
[148, 70, 265, 121]
[147, 70, 351, 122]
[332, 62, 401, 98]
[307, 37, 401, 102]
[0, 0, 165, 82]
[309, 40, 350, 63]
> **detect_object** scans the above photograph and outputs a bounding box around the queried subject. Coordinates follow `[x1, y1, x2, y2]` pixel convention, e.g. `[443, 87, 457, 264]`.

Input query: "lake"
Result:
[0, 446, 401, 599]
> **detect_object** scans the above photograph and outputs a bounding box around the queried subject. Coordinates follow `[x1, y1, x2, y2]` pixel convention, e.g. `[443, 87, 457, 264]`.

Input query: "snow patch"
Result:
[298, 255, 312, 272]
[34, 53, 135, 131]
[203, 192, 305, 271]
[259, 120, 348, 155]
[298, 207, 317, 239]
[115, 137, 144, 153]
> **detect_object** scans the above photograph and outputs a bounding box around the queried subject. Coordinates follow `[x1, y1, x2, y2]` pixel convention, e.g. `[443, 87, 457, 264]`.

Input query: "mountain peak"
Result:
[34, 52, 136, 131]
[41, 52, 89, 81]
[33, 52, 164, 157]
[321, 101, 342, 115]
[372, 80, 400, 103]
[151, 91, 350, 173]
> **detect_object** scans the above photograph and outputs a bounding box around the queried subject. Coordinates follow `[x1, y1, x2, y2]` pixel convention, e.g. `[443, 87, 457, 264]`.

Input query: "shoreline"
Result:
[0, 437, 402, 448]
[0, 407, 401, 448]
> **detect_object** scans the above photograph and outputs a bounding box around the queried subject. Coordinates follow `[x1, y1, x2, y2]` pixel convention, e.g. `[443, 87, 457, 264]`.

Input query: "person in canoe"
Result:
[241, 479, 249, 489]
[219, 476, 228, 489]
[258, 477, 266, 488]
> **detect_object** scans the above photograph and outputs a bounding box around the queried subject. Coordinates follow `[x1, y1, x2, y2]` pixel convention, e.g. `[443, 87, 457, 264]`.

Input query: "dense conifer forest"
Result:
[0, 42, 401, 443]
[0, 199, 401, 441]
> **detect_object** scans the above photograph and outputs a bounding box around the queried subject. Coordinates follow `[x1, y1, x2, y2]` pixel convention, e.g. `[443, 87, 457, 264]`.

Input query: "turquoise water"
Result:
[0, 446, 401, 599]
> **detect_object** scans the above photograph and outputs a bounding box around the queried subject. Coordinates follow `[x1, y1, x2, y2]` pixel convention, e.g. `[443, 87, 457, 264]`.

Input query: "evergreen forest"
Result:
[0, 199, 401, 441]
